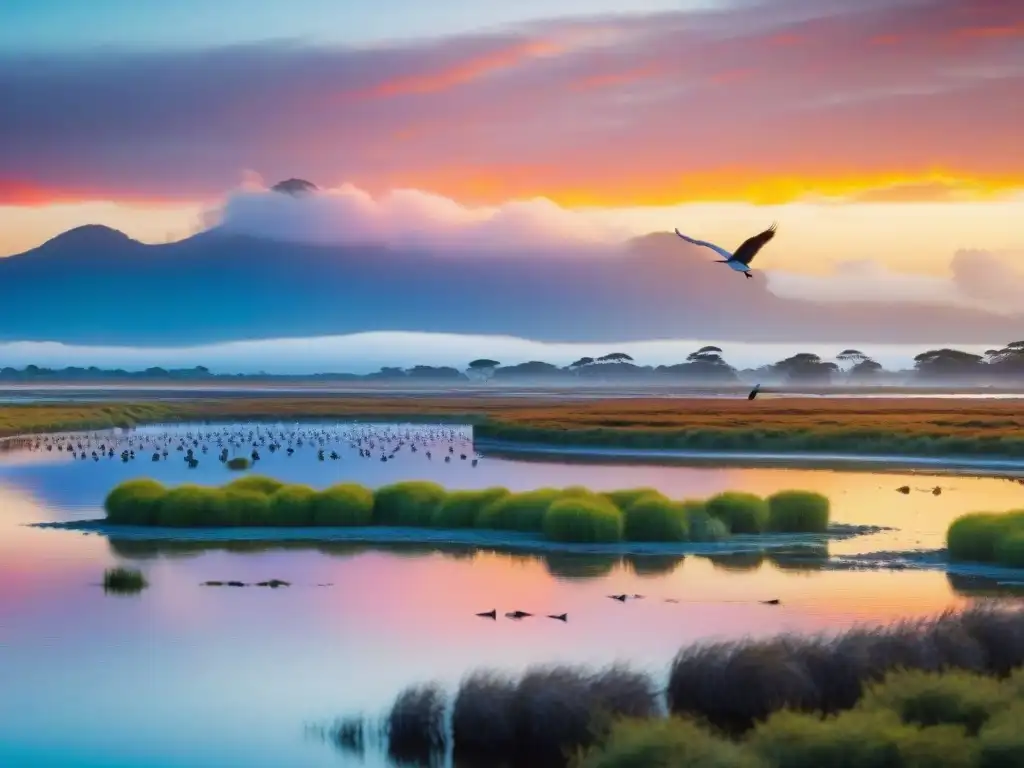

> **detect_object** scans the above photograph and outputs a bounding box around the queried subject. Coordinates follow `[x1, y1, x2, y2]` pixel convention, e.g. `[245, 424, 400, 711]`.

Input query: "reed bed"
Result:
[347, 606, 1024, 766]
[102, 478, 831, 543]
[102, 566, 148, 594]
[4, 396, 1024, 458]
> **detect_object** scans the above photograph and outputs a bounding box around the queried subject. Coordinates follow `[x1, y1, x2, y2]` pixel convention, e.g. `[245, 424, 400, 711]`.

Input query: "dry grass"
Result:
[3, 396, 1024, 456]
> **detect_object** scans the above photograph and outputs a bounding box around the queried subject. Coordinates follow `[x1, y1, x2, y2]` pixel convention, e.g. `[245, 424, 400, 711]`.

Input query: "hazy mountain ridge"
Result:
[2, 225, 1020, 346]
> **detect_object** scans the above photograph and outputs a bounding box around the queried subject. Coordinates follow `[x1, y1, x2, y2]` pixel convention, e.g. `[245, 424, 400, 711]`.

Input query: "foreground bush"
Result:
[706, 492, 770, 534]
[100, 480, 836, 542]
[767, 490, 830, 533]
[361, 607, 1024, 767]
[947, 511, 1024, 567]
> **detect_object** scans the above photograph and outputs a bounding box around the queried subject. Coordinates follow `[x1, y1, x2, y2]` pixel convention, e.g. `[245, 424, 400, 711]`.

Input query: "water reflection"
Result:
[2, 421, 1024, 768]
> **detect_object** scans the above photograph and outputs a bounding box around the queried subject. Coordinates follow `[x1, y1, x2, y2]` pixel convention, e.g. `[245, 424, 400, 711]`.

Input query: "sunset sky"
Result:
[1, 0, 1022, 280]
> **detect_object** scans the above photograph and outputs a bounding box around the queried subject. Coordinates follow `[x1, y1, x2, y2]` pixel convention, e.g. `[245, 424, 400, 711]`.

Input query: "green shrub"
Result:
[232, 489, 272, 526]
[476, 488, 564, 531]
[374, 481, 448, 527]
[269, 485, 317, 526]
[573, 717, 763, 768]
[103, 566, 148, 594]
[601, 487, 665, 511]
[947, 511, 1024, 563]
[767, 490, 830, 533]
[994, 530, 1024, 568]
[543, 494, 624, 543]
[432, 487, 509, 528]
[312, 484, 375, 526]
[749, 709, 977, 768]
[683, 502, 730, 542]
[622, 493, 689, 542]
[225, 475, 285, 495]
[206, 489, 243, 526]
[858, 669, 1009, 735]
[104, 479, 167, 525]
[706, 492, 769, 534]
[979, 703, 1024, 768]
[226, 456, 251, 471]
[947, 513, 1004, 562]
[156, 484, 219, 527]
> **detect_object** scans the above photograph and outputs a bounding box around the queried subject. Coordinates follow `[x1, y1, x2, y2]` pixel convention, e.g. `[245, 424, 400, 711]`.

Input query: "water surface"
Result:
[2, 421, 1021, 767]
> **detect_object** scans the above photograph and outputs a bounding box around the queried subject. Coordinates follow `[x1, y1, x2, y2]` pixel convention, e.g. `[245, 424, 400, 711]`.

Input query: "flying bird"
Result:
[674, 223, 778, 279]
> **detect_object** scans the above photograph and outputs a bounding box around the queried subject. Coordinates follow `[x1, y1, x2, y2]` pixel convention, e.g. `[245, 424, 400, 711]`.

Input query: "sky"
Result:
[1, 0, 1022, 283]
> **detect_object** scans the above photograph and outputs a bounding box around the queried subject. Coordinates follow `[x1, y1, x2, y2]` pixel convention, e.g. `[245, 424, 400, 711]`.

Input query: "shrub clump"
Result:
[223, 489, 272, 526]
[268, 484, 317, 526]
[706, 492, 770, 534]
[477, 487, 565, 531]
[947, 511, 1024, 565]
[374, 481, 447, 527]
[683, 502, 730, 542]
[543, 494, 624, 543]
[312, 483, 375, 526]
[225, 456, 251, 471]
[225, 475, 285, 495]
[104, 478, 166, 524]
[102, 566, 148, 594]
[575, 717, 764, 768]
[622, 493, 689, 542]
[156, 484, 219, 527]
[432, 487, 509, 528]
[767, 490, 830, 533]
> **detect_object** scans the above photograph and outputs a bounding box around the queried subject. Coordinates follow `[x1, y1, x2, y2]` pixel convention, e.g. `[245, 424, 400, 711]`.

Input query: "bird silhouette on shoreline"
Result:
[675, 223, 778, 279]
[748, 383, 761, 400]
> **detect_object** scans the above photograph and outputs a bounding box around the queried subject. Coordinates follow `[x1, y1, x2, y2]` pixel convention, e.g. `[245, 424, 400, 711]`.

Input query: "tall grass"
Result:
[101, 479, 834, 542]
[361, 606, 1024, 767]
[102, 566, 148, 594]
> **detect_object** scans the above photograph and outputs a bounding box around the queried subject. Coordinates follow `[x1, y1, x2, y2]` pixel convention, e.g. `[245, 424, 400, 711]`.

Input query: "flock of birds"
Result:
[475, 595, 781, 623]
[21, 424, 483, 468]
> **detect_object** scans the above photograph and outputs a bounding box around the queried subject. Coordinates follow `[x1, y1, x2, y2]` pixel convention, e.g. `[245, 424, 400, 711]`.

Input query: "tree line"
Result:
[2, 341, 1022, 384]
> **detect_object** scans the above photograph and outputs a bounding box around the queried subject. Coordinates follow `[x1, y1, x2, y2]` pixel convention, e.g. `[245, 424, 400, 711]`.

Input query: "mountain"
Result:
[0, 226, 1019, 346]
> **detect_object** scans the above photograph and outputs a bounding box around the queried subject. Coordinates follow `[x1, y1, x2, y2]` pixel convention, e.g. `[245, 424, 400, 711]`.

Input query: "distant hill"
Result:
[0, 225, 1020, 346]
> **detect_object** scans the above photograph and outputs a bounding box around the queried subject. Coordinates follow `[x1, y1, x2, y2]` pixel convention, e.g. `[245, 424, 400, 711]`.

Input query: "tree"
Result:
[658, 346, 736, 382]
[770, 353, 839, 383]
[848, 358, 883, 380]
[466, 358, 501, 382]
[913, 349, 985, 379]
[984, 341, 1024, 376]
[568, 357, 595, 374]
[837, 349, 868, 368]
[596, 352, 634, 363]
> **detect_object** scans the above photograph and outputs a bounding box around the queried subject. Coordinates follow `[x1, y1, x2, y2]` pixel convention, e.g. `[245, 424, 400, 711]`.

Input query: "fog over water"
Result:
[0, 334, 992, 375]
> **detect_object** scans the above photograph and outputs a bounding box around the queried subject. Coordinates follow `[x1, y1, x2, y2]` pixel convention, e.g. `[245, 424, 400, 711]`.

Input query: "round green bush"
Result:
[205, 489, 242, 526]
[682, 501, 730, 542]
[767, 490, 830, 533]
[226, 456, 251, 471]
[994, 530, 1024, 568]
[979, 704, 1024, 768]
[706, 492, 769, 534]
[623, 493, 689, 542]
[857, 669, 1009, 735]
[542, 493, 624, 543]
[268, 484, 317, 526]
[225, 475, 285, 495]
[947, 513, 1004, 562]
[104, 479, 167, 524]
[476, 487, 563, 531]
[312, 484, 375, 526]
[156, 484, 219, 527]
[374, 481, 447, 527]
[231, 489, 272, 526]
[432, 487, 509, 528]
[601, 487, 665, 511]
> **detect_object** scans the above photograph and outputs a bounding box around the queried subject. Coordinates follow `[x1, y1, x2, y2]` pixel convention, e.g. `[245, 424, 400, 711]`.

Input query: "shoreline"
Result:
[476, 439, 1024, 476]
[30, 520, 882, 556]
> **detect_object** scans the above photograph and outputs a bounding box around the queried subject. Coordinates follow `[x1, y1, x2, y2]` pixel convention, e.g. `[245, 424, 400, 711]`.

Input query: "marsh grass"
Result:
[370, 607, 1024, 767]
[385, 682, 447, 765]
[102, 480, 834, 541]
[102, 566, 148, 594]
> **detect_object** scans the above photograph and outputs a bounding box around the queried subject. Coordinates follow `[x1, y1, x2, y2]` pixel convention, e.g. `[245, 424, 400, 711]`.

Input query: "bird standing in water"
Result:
[675, 223, 778, 279]
[748, 383, 761, 400]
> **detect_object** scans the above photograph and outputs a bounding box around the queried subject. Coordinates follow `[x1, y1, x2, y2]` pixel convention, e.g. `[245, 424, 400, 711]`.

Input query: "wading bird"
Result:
[675, 223, 778, 279]
[748, 383, 761, 400]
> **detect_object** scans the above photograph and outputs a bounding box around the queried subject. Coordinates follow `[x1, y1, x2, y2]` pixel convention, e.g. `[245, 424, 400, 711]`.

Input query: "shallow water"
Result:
[2, 421, 1022, 767]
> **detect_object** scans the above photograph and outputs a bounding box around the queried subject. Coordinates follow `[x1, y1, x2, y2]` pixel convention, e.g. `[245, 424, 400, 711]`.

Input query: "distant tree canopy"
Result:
[569, 357, 595, 370]
[656, 346, 737, 382]
[596, 352, 634, 363]
[913, 349, 985, 379]
[466, 358, 501, 382]
[494, 361, 565, 378]
[770, 353, 840, 383]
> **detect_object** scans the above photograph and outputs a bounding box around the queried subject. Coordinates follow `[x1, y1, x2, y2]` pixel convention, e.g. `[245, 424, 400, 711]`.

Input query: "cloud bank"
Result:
[1, 0, 1021, 207]
[215, 180, 632, 251]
